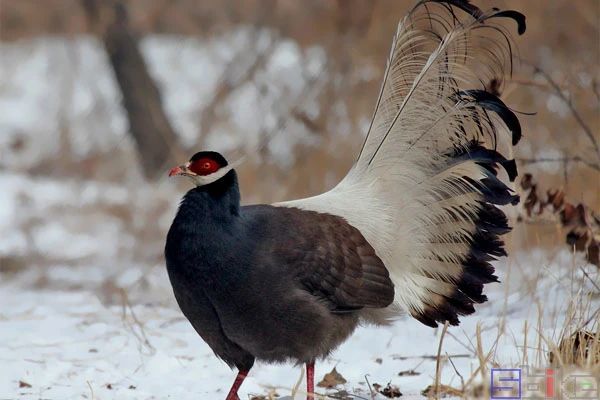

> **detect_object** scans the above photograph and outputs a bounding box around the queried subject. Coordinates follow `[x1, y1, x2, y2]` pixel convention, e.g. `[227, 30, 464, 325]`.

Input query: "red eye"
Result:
[189, 158, 220, 176]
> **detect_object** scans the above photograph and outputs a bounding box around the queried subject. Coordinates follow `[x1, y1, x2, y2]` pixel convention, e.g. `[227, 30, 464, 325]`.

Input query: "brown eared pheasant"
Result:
[165, 1, 526, 398]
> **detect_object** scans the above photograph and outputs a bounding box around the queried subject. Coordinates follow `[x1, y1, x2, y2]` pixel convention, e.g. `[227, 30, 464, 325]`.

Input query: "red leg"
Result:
[225, 369, 248, 400]
[306, 361, 315, 400]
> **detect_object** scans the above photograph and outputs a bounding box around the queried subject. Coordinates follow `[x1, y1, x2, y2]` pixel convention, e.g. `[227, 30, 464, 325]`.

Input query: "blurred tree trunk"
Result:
[82, 0, 181, 179]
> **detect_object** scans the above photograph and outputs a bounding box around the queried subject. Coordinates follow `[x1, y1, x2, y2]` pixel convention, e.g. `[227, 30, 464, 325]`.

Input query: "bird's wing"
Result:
[256, 206, 395, 312]
[275, 0, 525, 327]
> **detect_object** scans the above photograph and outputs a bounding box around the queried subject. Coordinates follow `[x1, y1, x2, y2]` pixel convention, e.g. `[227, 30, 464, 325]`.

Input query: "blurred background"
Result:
[0, 1, 598, 399]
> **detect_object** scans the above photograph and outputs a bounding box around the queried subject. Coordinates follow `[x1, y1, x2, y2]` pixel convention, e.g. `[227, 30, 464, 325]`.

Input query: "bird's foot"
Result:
[306, 361, 315, 400]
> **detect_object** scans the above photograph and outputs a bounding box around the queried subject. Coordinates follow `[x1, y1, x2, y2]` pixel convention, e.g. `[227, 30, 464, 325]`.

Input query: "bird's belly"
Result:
[215, 287, 360, 363]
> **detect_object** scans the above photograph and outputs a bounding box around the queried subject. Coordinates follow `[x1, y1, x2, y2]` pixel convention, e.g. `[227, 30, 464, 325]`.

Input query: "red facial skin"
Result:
[188, 158, 220, 175]
[168, 157, 221, 177]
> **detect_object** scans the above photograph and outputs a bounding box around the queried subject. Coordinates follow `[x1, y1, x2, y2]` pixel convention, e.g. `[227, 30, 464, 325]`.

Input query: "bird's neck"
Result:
[165, 169, 243, 284]
[178, 170, 241, 224]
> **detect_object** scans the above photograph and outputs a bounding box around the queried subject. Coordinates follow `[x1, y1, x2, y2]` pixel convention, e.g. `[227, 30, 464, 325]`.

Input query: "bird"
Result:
[164, 1, 526, 399]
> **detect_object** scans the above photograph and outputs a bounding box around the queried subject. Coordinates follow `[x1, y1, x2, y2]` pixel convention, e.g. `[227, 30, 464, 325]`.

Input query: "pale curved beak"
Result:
[168, 165, 185, 177]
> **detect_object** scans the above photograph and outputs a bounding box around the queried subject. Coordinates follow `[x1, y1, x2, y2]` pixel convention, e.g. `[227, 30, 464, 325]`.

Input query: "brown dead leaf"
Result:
[524, 185, 539, 217]
[19, 380, 32, 388]
[421, 384, 463, 398]
[547, 189, 565, 211]
[520, 173, 534, 190]
[378, 383, 402, 398]
[519, 173, 600, 268]
[317, 367, 347, 388]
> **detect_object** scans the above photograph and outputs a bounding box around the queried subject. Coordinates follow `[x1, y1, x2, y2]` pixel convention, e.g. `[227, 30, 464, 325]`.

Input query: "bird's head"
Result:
[168, 151, 235, 186]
